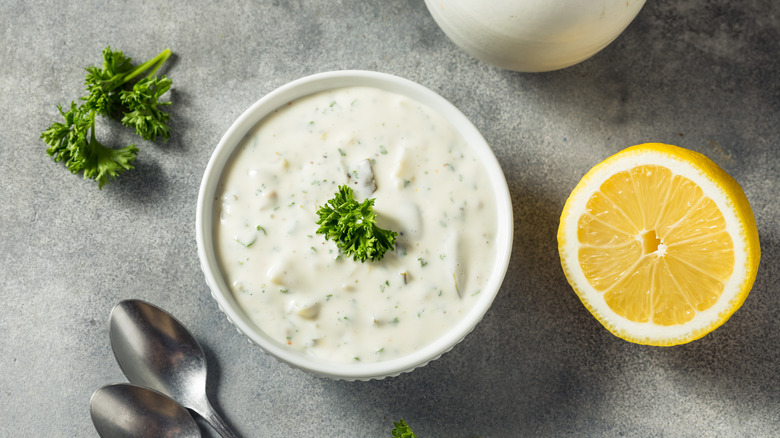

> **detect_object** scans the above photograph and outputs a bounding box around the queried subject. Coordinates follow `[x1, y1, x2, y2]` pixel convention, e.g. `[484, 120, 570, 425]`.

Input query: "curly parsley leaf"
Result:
[391, 419, 418, 438]
[82, 47, 135, 117]
[41, 46, 172, 188]
[79, 134, 138, 189]
[41, 102, 138, 188]
[316, 185, 398, 262]
[41, 102, 92, 173]
[120, 76, 172, 142]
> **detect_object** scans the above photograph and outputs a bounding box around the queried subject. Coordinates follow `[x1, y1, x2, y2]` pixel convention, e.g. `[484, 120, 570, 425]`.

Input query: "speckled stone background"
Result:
[1, 1, 778, 437]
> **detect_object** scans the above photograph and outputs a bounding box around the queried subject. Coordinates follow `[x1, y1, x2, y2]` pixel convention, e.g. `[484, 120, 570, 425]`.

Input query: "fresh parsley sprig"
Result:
[41, 46, 173, 188]
[315, 185, 398, 262]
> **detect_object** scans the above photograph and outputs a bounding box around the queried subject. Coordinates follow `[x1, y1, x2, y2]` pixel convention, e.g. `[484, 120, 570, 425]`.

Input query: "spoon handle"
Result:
[199, 402, 241, 438]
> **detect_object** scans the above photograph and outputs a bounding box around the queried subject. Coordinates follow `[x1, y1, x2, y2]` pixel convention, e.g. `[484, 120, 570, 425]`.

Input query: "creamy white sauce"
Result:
[214, 86, 497, 364]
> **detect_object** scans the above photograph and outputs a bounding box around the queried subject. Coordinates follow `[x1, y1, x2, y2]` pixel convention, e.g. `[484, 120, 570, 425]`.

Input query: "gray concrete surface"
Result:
[1, 1, 778, 437]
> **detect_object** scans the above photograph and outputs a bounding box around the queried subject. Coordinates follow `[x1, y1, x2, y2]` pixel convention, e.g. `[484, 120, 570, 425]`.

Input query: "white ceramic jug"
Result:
[424, 0, 646, 72]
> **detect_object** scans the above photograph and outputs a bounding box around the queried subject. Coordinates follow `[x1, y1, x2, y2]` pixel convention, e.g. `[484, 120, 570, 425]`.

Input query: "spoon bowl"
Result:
[90, 383, 200, 438]
[109, 299, 239, 438]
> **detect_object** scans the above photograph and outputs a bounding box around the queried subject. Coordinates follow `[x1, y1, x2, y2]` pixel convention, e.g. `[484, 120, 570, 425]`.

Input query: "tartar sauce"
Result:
[214, 86, 497, 363]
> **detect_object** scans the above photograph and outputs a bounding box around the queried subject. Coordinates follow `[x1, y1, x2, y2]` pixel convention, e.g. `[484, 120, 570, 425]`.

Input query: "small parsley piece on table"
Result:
[315, 185, 398, 262]
[391, 419, 418, 438]
[41, 46, 173, 188]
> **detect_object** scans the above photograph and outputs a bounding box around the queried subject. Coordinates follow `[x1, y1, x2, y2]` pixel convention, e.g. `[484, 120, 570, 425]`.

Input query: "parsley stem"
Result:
[120, 49, 172, 85]
[89, 110, 97, 143]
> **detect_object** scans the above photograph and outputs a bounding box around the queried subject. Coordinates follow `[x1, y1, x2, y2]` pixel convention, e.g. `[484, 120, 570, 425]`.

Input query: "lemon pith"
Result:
[558, 143, 760, 346]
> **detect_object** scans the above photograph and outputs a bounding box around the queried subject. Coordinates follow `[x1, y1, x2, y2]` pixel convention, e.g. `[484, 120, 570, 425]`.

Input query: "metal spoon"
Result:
[90, 383, 200, 438]
[109, 299, 239, 438]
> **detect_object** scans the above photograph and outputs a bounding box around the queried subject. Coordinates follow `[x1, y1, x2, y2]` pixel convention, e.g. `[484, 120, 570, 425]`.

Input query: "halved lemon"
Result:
[558, 143, 760, 345]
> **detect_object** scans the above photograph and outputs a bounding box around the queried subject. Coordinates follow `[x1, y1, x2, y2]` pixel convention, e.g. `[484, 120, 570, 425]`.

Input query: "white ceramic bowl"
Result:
[196, 70, 513, 380]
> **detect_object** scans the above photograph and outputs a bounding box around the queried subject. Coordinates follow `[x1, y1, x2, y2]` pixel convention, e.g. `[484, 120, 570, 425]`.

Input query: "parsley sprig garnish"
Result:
[41, 47, 173, 188]
[315, 185, 398, 262]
